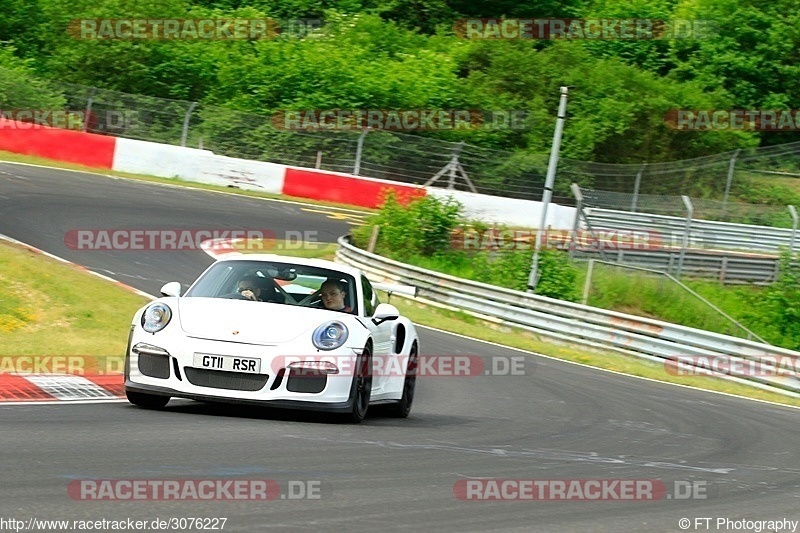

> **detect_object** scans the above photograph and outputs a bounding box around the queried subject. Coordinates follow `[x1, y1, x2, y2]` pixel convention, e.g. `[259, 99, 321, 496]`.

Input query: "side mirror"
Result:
[372, 303, 400, 326]
[160, 281, 182, 297]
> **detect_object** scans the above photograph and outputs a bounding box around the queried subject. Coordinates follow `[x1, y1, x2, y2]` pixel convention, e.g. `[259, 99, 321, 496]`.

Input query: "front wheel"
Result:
[388, 343, 417, 418]
[348, 346, 373, 423]
[126, 390, 170, 409]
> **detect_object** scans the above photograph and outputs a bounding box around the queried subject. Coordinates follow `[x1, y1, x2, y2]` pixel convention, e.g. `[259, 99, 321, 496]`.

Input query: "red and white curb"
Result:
[200, 238, 243, 259]
[0, 373, 123, 404]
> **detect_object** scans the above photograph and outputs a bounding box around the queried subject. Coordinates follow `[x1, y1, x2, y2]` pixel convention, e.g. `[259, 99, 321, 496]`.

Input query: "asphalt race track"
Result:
[1, 162, 799, 532]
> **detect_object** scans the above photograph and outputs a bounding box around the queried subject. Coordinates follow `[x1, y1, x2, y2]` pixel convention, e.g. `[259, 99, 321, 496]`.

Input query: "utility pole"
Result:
[528, 86, 569, 293]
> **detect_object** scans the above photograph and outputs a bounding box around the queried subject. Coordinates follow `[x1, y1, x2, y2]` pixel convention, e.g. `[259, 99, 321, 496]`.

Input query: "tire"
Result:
[348, 345, 373, 423]
[388, 343, 417, 418]
[126, 390, 170, 409]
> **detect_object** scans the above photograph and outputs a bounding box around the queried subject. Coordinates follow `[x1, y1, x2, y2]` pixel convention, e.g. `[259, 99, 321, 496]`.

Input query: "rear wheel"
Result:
[389, 343, 417, 418]
[349, 345, 373, 423]
[126, 390, 170, 409]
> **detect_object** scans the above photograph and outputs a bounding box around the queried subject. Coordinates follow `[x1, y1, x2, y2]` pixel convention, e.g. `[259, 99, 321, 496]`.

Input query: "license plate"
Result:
[193, 353, 261, 374]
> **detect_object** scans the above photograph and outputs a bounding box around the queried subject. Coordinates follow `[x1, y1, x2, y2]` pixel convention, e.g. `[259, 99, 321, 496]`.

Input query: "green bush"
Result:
[759, 251, 800, 349]
[352, 191, 462, 260]
[353, 196, 580, 301]
[532, 250, 579, 301]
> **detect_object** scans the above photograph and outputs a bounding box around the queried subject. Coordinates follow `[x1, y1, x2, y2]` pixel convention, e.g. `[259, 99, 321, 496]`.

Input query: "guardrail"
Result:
[569, 248, 779, 284]
[584, 208, 798, 254]
[336, 236, 800, 396]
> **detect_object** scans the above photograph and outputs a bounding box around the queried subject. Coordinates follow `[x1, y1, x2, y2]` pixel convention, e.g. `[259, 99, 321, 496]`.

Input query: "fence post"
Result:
[353, 128, 369, 176]
[367, 225, 380, 253]
[722, 149, 740, 214]
[570, 183, 583, 260]
[631, 163, 646, 212]
[180, 101, 197, 147]
[677, 195, 694, 279]
[423, 141, 470, 189]
[83, 88, 95, 133]
[582, 259, 595, 305]
[447, 142, 466, 189]
[789, 205, 798, 255]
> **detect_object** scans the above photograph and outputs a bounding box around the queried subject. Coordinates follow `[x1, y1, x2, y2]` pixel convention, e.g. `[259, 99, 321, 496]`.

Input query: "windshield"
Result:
[184, 260, 357, 314]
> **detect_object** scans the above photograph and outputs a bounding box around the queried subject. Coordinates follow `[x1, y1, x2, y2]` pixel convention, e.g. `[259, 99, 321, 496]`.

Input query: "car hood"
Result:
[176, 298, 350, 345]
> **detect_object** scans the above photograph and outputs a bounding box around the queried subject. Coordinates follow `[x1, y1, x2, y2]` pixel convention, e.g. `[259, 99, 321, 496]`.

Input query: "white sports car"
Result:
[124, 254, 419, 422]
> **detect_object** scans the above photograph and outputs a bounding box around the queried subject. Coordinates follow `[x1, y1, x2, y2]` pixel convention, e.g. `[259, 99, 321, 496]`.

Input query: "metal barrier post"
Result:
[570, 183, 583, 260]
[180, 101, 197, 147]
[677, 195, 693, 278]
[790, 205, 798, 254]
[83, 89, 95, 133]
[353, 128, 369, 176]
[631, 163, 646, 212]
[582, 259, 594, 305]
[722, 149, 740, 214]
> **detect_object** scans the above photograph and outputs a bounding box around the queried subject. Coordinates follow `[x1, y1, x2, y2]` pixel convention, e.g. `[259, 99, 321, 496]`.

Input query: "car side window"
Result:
[361, 276, 377, 316]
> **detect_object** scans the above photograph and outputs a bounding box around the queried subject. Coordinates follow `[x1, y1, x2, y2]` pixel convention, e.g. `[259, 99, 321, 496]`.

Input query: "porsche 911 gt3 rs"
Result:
[124, 254, 419, 422]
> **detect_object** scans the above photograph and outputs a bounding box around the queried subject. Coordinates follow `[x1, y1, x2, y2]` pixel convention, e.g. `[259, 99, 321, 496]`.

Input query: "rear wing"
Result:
[373, 282, 417, 298]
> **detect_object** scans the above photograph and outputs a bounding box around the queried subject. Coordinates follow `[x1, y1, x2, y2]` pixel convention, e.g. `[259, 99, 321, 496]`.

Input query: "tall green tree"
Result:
[0, 46, 65, 109]
[668, 0, 800, 144]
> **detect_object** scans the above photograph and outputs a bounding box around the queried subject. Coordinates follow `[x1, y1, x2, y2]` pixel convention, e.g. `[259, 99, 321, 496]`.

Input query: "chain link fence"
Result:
[561, 144, 800, 200]
[3, 68, 800, 213]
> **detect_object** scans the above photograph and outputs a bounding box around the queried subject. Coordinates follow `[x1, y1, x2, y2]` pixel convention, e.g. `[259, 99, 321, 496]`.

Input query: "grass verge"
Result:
[0, 239, 149, 368]
[576, 263, 771, 340]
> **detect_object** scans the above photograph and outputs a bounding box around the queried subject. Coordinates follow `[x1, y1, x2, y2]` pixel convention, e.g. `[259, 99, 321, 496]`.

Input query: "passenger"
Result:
[319, 278, 351, 313]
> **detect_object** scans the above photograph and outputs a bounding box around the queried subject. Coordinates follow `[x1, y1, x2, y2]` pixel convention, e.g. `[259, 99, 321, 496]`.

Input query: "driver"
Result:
[237, 275, 268, 302]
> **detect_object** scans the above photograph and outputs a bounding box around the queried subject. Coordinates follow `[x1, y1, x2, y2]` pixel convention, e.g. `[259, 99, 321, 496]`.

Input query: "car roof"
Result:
[215, 253, 363, 277]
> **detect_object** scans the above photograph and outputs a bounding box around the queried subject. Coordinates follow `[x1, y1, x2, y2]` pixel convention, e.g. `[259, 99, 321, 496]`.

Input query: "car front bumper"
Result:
[124, 328, 363, 409]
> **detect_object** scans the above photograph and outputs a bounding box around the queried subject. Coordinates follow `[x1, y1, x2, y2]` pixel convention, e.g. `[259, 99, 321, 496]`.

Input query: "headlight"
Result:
[141, 303, 172, 333]
[312, 321, 348, 351]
